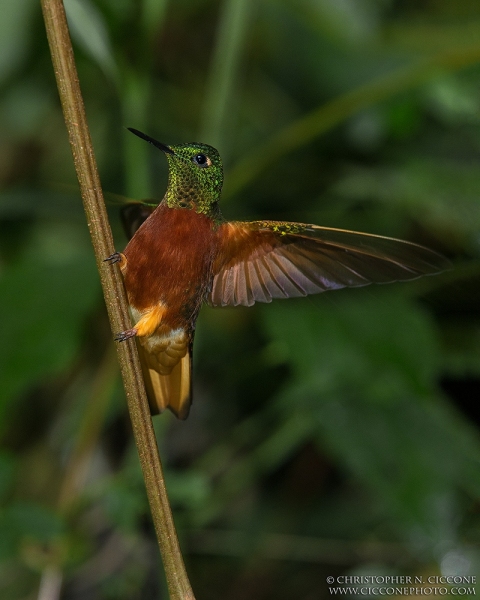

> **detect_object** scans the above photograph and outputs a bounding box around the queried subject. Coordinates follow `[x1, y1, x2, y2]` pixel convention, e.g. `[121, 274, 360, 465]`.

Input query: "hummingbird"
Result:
[106, 128, 448, 420]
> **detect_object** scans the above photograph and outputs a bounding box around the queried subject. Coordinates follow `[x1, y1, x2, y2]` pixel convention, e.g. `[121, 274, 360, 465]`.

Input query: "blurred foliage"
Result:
[1, 0, 480, 598]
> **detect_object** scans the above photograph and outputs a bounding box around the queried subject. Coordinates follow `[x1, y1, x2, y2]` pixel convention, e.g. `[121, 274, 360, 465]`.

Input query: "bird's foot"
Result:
[104, 252, 121, 264]
[104, 252, 127, 271]
[115, 328, 137, 342]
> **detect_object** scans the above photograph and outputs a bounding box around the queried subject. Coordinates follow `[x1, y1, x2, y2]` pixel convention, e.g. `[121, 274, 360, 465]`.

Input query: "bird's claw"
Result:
[104, 252, 122, 265]
[115, 328, 137, 342]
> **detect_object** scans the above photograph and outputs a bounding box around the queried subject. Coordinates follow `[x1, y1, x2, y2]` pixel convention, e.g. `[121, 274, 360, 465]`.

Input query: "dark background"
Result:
[1, 0, 480, 598]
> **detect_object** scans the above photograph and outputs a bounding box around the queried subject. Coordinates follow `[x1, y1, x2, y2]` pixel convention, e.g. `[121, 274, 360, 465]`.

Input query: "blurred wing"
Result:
[208, 221, 449, 307]
[120, 202, 156, 239]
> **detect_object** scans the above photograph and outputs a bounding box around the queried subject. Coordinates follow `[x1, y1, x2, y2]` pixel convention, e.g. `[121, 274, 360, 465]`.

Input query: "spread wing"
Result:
[208, 221, 449, 307]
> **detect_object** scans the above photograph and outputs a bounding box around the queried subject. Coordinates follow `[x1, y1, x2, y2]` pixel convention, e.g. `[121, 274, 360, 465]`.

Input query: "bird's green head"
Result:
[128, 128, 223, 216]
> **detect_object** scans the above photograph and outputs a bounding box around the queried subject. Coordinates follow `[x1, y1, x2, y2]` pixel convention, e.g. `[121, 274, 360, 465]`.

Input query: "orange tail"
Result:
[137, 343, 192, 419]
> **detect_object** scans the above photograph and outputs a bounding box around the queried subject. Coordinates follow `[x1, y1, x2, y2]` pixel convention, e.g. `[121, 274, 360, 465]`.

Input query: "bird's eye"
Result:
[192, 153, 210, 167]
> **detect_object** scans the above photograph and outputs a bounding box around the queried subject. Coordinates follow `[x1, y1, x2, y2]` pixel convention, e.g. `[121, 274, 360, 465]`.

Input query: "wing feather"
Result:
[247, 262, 266, 305]
[208, 221, 448, 307]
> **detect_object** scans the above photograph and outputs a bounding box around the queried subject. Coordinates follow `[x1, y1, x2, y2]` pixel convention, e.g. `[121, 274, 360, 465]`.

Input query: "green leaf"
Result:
[64, 0, 118, 82]
[0, 502, 64, 560]
[164, 470, 210, 511]
[263, 291, 480, 550]
[263, 291, 440, 395]
[103, 454, 148, 532]
[0, 0, 38, 85]
[0, 224, 99, 425]
[332, 159, 480, 250]
[0, 452, 16, 505]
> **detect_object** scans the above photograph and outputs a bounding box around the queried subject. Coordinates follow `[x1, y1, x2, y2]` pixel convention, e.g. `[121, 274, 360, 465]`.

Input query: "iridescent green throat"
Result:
[164, 142, 224, 219]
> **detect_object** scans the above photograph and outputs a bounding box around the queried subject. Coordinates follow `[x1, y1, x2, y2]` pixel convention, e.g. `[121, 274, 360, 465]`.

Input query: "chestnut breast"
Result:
[123, 203, 218, 328]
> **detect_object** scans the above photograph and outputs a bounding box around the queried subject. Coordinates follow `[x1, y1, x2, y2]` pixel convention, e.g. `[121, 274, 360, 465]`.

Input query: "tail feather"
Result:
[137, 343, 192, 419]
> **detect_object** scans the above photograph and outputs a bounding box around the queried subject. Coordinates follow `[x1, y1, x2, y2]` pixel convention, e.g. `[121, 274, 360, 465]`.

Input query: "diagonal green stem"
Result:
[224, 42, 480, 199]
[200, 0, 252, 151]
[40, 1, 194, 598]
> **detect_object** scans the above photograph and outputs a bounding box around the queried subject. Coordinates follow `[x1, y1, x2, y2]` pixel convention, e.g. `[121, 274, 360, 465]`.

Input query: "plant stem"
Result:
[37, 348, 117, 600]
[40, 1, 194, 598]
[200, 0, 252, 151]
[37, 567, 62, 600]
[57, 346, 118, 513]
